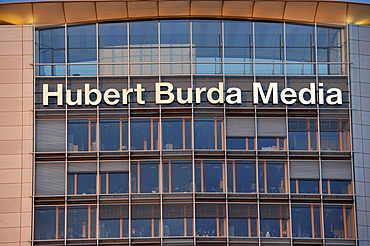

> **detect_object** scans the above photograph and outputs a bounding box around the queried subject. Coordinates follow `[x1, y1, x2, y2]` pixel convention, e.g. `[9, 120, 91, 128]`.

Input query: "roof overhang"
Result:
[0, 0, 369, 26]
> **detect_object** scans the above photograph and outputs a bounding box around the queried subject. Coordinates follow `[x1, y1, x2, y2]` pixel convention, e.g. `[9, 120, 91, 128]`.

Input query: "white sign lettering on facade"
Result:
[42, 82, 343, 106]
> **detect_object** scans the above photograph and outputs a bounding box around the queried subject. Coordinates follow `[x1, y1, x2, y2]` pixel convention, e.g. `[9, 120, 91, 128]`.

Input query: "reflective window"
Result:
[324, 205, 354, 238]
[196, 203, 225, 236]
[67, 206, 96, 239]
[292, 205, 321, 238]
[162, 118, 191, 150]
[34, 206, 64, 240]
[100, 119, 128, 151]
[99, 22, 128, 64]
[289, 119, 317, 150]
[224, 20, 252, 63]
[227, 160, 256, 193]
[255, 22, 283, 62]
[131, 118, 159, 150]
[260, 204, 289, 237]
[129, 21, 158, 63]
[131, 204, 160, 237]
[163, 160, 192, 193]
[131, 161, 159, 193]
[196, 160, 224, 193]
[36, 27, 65, 64]
[100, 161, 129, 194]
[320, 119, 350, 151]
[259, 161, 286, 193]
[100, 205, 128, 238]
[286, 24, 314, 65]
[228, 204, 257, 237]
[163, 204, 193, 236]
[67, 162, 96, 195]
[68, 24, 96, 63]
[68, 119, 96, 151]
[194, 118, 223, 149]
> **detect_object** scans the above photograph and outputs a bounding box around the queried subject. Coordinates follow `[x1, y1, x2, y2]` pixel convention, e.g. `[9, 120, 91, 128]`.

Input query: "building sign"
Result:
[42, 82, 342, 106]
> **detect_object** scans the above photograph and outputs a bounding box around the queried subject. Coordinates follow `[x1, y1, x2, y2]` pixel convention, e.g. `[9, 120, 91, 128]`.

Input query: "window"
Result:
[34, 206, 64, 240]
[163, 160, 192, 193]
[163, 204, 193, 236]
[131, 118, 159, 150]
[131, 161, 159, 193]
[194, 118, 224, 149]
[36, 120, 65, 152]
[259, 161, 286, 193]
[292, 205, 321, 238]
[100, 205, 128, 238]
[99, 22, 128, 64]
[100, 119, 128, 151]
[226, 118, 255, 150]
[162, 118, 191, 150]
[322, 161, 352, 194]
[290, 161, 319, 194]
[227, 160, 256, 193]
[320, 119, 350, 151]
[196, 203, 226, 236]
[228, 204, 257, 237]
[35, 162, 65, 196]
[196, 160, 225, 193]
[67, 205, 96, 239]
[260, 204, 290, 237]
[288, 119, 317, 150]
[68, 119, 96, 151]
[68, 162, 96, 195]
[131, 204, 160, 237]
[257, 118, 286, 150]
[324, 205, 354, 238]
[317, 27, 343, 75]
[100, 161, 129, 194]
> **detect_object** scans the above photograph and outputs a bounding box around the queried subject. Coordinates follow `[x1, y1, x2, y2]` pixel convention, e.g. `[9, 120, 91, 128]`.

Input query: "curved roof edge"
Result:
[0, 0, 369, 26]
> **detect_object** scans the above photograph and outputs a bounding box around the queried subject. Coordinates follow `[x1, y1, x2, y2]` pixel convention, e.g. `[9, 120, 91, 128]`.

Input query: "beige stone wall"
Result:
[0, 25, 33, 246]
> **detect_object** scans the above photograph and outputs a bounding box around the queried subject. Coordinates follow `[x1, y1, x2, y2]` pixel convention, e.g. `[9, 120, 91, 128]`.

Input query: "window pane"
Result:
[68, 206, 96, 239]
[68, 24, 96, 63]
[36, 27, 65, 63]
[196, 161, 224, 192]
[160, 20, 190, 45]
[35, 207, 64, 240]
[227, 161, 256, 193]
[255, 22, 283, 47]
[163, 160, 192, 193]
[259, 161, 286, 193]
[292, 205, 321, 238]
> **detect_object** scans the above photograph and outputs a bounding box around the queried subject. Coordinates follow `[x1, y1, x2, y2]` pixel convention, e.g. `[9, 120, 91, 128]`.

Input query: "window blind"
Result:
[36, 120, 65, 152]
[257, 118, 287, 137]
[35, 163, 65, 195]
[290, 161, 319, 179]
[322, 161, 352, 180]
[227, 118, 255, 137]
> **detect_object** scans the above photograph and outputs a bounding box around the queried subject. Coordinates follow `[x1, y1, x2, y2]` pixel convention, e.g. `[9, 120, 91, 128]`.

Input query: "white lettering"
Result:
[43, 84, 63, 106]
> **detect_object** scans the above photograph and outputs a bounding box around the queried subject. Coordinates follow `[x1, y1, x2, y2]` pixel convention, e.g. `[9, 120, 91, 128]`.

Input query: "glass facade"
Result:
[34, 19, 354, 246]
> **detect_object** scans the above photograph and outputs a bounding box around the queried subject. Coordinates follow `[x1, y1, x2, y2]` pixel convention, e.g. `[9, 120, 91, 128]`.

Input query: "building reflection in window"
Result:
[194, 118, 223, 149]
[290, 161, 319, 194]
[163, 204, 193, 236]
[292, 204, 321, 238]
[163, 160, 192, 193]
[34, 206, 64, 240]
[131, 204, 160, 237]
[131, 161, 159, 193]
[100, 161, 129, 194]
[227, 160, 256, 193]
[226, 118, 255, 150]
[100, 119, 128, 151]
[68, 162, 96, 195]
[259, 161, 286, 193]
[228, 204, 257, 237]
[257, 118, 286, 150]
[100, 205, 128, 238]
[324, 205, 354, 238]
[67, 205, 96, 239]
[289, 118, 317, 150]
[320, 119, 350, 151]
[260, 204, 290, 237]
[196, 203, 225, 236]
[196, 160, 224, 193]
[131, 118, 159, 150]
[162, 118, 191, 150]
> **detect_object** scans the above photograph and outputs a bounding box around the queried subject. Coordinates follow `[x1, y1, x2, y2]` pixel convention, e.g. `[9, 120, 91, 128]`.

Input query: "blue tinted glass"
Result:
[36, 28, 65, 63]
[192, 20, 221, 47]
[286, 24, 314, 47]
[130, 21, 158, 45]
[77, 174, 96, 194]
[100, 219, 120, 238]
[109, 173, 129, 193]
[68, 24, 96, 63]
[35, 207, 57, 240]
[99, 22, 127, 47]
[224, 21, 251, 47]
[160, 20, 190, 45]
[100, 119, 120, 151]
[194, 119, 215, 149]
[254, 22, 283, 47]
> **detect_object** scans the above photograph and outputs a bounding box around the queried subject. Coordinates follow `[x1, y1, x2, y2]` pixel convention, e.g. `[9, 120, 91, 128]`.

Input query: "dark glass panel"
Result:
[36, 27, 65, 63]
[160, 20, 190, 45]
[130, 21, 158, 45]
[68, 24, 96, 63]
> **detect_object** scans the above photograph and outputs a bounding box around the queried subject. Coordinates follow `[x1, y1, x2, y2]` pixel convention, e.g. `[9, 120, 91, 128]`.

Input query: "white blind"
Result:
[290, 161, 319, 179]
[36, 120, 65, 152]
[100, 161, 129, 172]
[322, 161, 352, 180]
[257, 118, 287, 137]
[227, 118, 255, 137]
[35, 163, 65, 195]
